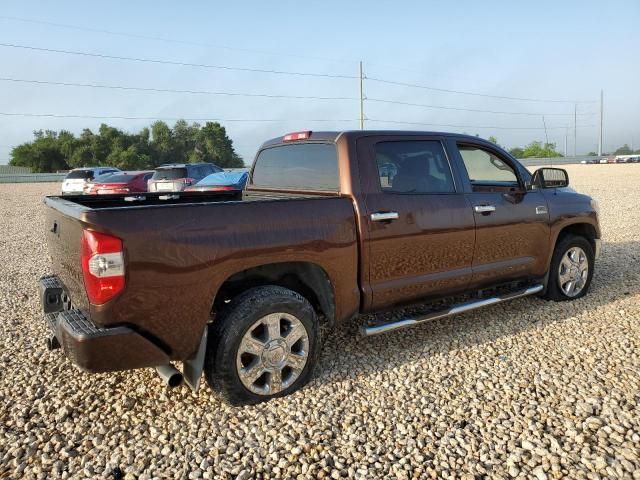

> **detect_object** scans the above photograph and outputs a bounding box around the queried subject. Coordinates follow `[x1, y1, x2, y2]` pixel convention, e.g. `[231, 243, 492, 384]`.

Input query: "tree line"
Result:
[487, 136, 564, 159]
[9, 120, 244, 173]
[488, 136, 640, 158]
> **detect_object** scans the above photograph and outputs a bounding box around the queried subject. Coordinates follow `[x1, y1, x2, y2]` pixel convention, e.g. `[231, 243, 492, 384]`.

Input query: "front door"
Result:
[451, 141, 551, 287]
[358, 136, 476, 311]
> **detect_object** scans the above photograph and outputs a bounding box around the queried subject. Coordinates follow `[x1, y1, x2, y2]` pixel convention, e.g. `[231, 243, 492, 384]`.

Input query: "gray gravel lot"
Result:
[1, 165, 639, 479]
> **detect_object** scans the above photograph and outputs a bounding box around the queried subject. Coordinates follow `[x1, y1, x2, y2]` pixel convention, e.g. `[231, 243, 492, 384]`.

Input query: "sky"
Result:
[1, 0, 639, 164]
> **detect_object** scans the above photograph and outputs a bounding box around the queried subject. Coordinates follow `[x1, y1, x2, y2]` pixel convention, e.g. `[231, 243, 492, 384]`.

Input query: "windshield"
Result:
[96, 173, 137, 183]
[91, 172, 118, 182]
[66, 170, 94, 180]
[198, 171, 248, 186]
[152, 168, 187, 180]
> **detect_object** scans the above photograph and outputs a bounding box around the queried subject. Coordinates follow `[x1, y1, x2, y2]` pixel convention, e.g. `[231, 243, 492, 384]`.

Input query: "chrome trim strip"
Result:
[362, 284, 544, 336]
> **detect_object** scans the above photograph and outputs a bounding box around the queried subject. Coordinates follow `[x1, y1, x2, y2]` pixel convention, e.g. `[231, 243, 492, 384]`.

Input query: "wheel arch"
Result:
[212, 261, 337, 327]
[541, 220, 599, 293]
[554, 222, 598, 255]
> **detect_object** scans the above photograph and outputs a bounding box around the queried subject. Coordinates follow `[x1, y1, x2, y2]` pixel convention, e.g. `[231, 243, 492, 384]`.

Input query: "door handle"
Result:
[474, 205, 496, 214]
[371, 211, 399, 222]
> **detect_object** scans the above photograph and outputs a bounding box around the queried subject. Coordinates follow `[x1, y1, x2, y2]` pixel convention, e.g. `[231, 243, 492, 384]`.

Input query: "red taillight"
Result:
[81, 230, 125, 305]
[283, 131, 311, 141]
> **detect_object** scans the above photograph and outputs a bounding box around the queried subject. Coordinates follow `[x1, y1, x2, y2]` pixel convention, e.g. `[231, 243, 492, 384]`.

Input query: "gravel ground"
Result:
[1, 165, 639, 479]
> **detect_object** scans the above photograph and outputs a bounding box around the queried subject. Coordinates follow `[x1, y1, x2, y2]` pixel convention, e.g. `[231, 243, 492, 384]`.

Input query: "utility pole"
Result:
[598, 89, 604, 156]
[542, 116, 551, 166]
[359, 61, 365, 131]
[573, 104, 577, 157]
[564, 127, 568, 157]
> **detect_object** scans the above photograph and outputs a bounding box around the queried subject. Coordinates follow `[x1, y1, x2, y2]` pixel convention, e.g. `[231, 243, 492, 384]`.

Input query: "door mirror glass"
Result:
[531, 168, 569, 188]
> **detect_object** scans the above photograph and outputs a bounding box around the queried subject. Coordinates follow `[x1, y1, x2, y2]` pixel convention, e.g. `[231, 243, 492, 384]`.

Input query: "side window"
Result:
[457, 145, 518, 187]
[374, 141, 455, 194]
[190, 166, 203, 179]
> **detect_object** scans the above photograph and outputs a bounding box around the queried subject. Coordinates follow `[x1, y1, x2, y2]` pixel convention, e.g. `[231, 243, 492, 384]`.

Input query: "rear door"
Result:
[448, 140, 550, 286]
[357, 135, 476, 311]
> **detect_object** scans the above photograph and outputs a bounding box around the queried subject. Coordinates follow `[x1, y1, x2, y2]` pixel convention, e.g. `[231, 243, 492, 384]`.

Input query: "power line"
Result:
[366, 76, 597, 104]
[0, 77, 358, 101]
[0, 15, 357, 65]
[0, 77, 598, 119]
[0, 111, 358, 123]
[0, 43, 359, 79]
[366, 98, 597, 117]
[367, 118, 598, 131]
[0, 112, 599, 131]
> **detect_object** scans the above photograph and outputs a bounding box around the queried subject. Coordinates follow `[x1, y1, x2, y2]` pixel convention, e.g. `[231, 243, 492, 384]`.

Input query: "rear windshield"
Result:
[97, 174, 136, 183]
[152, 168, 187, 180]
[251, 143, 339, 191]
[66, 170, 94, 180]
[92, 173, 117, 182]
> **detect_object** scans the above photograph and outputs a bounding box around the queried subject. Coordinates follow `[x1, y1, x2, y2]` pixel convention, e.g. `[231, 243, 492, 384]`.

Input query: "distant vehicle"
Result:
[613, 155, 639, 164]
[147, 163, 222, 192]
[83, 171, 154, 195]
[61, 167, 120, 195]
[185, 170, 249, 193]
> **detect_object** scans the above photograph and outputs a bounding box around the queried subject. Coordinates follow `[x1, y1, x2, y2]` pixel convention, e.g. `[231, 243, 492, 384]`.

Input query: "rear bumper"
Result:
[40, 275, 169, 373]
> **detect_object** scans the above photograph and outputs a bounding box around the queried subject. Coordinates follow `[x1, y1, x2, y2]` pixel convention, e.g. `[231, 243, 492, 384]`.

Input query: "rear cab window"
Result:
[251, 143, 339, 191]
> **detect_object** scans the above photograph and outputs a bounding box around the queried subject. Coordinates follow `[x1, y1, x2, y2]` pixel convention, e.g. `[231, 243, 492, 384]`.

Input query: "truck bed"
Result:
[44, 190, 360, 360]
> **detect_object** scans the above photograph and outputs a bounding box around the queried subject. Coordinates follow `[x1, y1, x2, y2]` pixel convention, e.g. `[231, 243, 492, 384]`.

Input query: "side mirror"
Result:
[531, 168, 569, 189]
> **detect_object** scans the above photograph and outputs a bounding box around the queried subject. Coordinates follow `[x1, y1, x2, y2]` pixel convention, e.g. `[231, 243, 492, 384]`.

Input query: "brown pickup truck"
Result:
[40, 130, 601, 405]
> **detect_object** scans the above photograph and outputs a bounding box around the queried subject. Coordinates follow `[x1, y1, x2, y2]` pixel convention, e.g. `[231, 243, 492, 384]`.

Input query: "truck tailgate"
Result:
[45, 198, 90, 312]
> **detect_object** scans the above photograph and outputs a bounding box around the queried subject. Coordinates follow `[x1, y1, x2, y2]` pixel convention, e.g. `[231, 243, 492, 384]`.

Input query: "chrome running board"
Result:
[362, 284, 544, 336]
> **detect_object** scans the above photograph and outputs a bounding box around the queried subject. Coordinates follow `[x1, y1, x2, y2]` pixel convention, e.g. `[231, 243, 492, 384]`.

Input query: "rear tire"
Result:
[204, 286, 320, 405]
[544, 234, 594, 301]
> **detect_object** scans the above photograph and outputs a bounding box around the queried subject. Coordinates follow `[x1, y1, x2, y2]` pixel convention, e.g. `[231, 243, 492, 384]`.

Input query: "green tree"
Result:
[488, 136, 498, 145]
[9, 130, 69, 172]
[614, 144, 632, 155]
[9, 119, 243, 172]
[509, 147, 524, 158]
[521, 141, 563, 158]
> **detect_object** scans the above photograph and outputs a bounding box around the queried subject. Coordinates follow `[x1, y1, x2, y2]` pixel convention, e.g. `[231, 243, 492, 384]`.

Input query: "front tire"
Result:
[544, 234, 594, 301]
[204, 286, 320, 405]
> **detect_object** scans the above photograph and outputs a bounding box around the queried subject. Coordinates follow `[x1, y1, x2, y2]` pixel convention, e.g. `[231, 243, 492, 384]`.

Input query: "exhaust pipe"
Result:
[155, 364, 183, 388]
[46, 336, 61, 351]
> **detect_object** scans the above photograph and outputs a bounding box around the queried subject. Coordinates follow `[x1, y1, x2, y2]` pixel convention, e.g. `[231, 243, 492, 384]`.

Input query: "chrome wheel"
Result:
[236, 312, 309, 396]
[558, 246, 589, 297]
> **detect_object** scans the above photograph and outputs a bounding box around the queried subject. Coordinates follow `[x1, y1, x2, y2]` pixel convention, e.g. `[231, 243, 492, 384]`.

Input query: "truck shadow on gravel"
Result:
[314, 240, 640, 383]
